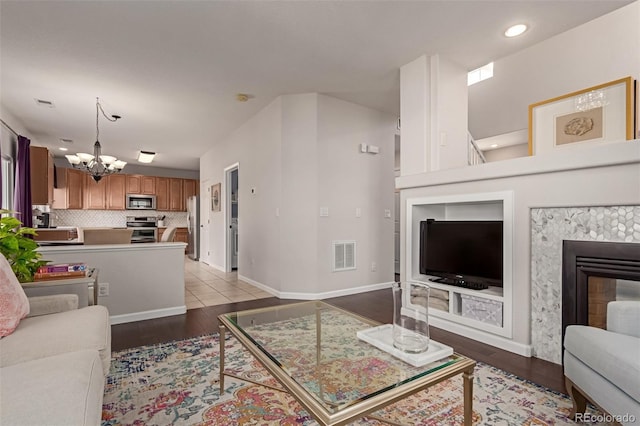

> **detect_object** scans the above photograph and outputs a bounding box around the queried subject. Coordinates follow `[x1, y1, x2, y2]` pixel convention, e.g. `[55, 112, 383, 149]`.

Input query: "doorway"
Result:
[224, 164, 239, 272]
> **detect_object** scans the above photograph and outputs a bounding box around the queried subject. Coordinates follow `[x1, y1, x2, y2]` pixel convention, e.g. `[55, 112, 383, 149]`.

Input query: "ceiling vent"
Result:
[59, 138, 73, 144]
[34, 98, 55, 108]
[333, 240, 356, 272]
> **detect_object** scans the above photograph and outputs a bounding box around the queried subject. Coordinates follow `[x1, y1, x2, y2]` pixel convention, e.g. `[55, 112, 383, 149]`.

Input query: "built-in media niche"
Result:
[419, 219, 503, 290]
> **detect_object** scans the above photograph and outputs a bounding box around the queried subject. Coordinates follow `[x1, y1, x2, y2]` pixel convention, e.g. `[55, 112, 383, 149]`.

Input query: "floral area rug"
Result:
[102, 332, 603, 426]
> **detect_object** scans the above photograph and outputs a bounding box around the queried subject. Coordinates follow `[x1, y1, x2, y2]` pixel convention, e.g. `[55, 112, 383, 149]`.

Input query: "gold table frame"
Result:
[218, 301, 475, 426]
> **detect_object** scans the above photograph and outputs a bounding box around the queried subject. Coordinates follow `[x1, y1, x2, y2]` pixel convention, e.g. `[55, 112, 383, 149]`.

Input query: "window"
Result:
[468, 62, 494, 86]
[1, 155, 14, 209]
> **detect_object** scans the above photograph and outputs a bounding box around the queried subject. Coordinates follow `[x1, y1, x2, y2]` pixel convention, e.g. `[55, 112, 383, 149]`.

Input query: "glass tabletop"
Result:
[221, 301, 462, 413]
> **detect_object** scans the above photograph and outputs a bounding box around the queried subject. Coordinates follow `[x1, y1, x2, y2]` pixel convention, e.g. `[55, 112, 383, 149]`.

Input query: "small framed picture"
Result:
[528, 77, 634, 155]
[211, 183, 221, 212]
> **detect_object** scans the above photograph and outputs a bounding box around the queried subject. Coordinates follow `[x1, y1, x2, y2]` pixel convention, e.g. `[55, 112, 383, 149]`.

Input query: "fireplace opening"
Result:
[562, 240, 640, 339]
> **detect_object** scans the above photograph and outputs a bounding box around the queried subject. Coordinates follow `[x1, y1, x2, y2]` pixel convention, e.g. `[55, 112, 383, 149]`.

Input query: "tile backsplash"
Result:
[52, 210, 188, 228]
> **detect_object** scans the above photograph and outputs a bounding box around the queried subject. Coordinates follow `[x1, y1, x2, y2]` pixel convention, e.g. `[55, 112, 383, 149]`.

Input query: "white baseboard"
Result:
[109, 306, 187, 325]
[238, 275, 392, 300]
[429, 316, 533, 358]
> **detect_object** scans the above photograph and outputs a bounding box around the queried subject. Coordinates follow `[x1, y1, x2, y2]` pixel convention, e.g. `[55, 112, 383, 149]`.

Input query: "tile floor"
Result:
[184, 257, 274, 309]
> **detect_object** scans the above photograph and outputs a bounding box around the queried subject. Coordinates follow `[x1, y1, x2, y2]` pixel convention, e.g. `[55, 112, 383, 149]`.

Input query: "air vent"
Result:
[333, 240, 356, 272]
[59, 138, 73, 144]
[34, 99, 55, 108]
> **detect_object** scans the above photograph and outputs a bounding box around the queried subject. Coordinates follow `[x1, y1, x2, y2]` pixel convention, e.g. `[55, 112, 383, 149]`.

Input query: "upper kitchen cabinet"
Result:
[105, 174, 126, 210]
[169, 178, 184, 211]
[30, 146, 54, 205]
[52, 168, 84, 209]
[156, 177, 169, 211]
[83, 175, 107, 210]
[183, 179, 197, 201]
[84, 174, 127, 210]
[126, 175, 156, 195]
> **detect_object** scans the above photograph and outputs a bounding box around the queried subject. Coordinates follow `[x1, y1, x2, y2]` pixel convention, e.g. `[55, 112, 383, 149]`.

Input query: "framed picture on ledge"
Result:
[528, 76, 634, 156]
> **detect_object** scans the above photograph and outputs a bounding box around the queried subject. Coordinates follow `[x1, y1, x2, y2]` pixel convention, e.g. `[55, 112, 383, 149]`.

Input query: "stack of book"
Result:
[34, 263, 88, 281]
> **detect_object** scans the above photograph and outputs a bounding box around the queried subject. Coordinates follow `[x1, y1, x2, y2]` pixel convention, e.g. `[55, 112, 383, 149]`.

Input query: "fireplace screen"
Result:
[587, 277, 639, 329]
[562, 240, 640, 337]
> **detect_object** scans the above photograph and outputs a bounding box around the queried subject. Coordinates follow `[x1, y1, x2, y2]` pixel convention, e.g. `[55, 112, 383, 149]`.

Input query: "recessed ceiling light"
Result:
[491, 144, 499, 148]
[137, 151, 156, 163]
[505, 24, 527, 38]
[59, 147, 69, 152]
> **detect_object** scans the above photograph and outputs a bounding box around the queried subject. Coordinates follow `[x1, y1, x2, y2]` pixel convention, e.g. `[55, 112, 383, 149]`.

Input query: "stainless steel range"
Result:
[126, 216, 158, 243]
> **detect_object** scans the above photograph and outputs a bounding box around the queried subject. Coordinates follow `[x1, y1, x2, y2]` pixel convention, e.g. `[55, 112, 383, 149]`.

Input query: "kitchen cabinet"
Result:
[105, 174, 126, 210]
[169, 178, 184, 211]
[126, 175, 156, 195]
[52, 168, 84, 209]
[183, 179, 197, 201]
[83, 175, 107, 210]
[30, 146, 54, 205]
[84, 174, 126, 210]
[155, 177, 169, 211]
[158, 227, 188, 253]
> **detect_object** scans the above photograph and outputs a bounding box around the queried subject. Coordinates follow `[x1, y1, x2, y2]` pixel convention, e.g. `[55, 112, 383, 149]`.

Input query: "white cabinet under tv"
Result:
[404, 191, 513, 339]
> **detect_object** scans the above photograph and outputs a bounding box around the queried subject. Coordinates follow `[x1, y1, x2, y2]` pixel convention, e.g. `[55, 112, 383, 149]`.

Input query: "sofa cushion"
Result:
[0, 305, 111, 374]
[564, 325, 640, 402]
[0, 253, 30, 337]
[0, 349, 104, 426]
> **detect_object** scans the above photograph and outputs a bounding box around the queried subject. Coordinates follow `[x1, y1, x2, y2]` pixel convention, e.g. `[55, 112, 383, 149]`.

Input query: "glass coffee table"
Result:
[218, 301, 475, 425]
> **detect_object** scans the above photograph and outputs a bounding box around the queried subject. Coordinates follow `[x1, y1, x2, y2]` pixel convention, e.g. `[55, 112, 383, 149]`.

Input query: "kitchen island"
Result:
[37, 242, 187, 324]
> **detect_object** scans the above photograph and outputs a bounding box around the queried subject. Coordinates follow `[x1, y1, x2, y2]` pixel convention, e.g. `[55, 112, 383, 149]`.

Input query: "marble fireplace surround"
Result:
[531, 206, 640, 364]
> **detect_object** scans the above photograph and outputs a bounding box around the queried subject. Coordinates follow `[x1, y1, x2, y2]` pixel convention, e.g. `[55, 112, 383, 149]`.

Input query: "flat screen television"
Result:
[420, 219, 503, 288]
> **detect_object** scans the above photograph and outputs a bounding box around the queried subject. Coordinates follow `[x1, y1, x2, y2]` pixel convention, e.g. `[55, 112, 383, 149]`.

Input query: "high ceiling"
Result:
[1, 1, 632, 171]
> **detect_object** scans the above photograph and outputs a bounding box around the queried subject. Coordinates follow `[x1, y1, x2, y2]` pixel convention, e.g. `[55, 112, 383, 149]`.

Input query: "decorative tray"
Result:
[356, 324, 453, 367]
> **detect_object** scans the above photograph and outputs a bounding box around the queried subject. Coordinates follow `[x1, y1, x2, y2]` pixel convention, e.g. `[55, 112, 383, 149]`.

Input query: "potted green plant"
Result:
[0, 209, 48, 282]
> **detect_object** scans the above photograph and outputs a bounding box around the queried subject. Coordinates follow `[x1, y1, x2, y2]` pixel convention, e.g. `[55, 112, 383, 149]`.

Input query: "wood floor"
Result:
[111, 289, 567, 395]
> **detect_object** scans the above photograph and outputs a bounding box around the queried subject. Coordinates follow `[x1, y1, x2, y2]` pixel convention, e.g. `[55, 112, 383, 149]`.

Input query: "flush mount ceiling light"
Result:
[504, 24, 527, 37]
[137, 151, 156, 163]
[65, 97, 126, 182]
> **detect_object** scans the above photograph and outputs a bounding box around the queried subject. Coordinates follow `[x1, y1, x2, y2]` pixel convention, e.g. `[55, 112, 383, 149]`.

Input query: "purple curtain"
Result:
[13, 135, 32, 227]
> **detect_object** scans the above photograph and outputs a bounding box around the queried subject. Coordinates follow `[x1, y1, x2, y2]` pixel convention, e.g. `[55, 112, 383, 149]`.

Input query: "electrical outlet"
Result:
[355, 207, 361, 218]
[371, 262, 377, 272]
[98, 282, 109, 297]
[384, 209, 391, 218]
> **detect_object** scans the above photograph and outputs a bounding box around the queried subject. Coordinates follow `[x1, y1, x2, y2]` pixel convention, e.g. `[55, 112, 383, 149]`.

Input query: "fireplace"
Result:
[562, 240, 640, 340]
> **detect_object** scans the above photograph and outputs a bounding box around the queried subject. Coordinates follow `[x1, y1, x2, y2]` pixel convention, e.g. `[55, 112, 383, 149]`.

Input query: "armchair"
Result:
[564, 301, 640, 425]
[0, 253, 111, 426]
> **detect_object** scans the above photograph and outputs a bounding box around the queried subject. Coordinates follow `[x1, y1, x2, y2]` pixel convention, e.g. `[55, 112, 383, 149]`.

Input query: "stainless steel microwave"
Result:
[126, 194, 156, 210]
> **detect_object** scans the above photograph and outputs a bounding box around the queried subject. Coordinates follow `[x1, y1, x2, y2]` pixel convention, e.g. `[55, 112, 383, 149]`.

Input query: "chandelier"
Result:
[65, 97, 127, 182]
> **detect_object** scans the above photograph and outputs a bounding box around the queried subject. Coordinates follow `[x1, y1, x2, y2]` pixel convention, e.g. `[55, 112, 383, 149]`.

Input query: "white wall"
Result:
[200, 93, 396, 297]
[315, 95, 396, 293]
[469, 1, 640, 140]
[400, 54, 469, 176]
[483, 144, 529, 163]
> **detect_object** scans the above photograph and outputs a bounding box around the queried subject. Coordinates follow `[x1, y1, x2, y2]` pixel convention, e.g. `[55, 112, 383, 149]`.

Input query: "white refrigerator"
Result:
[186, 196, 199, 260]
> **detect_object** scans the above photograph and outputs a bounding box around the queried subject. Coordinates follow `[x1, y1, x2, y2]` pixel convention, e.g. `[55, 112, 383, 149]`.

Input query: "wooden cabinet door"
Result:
[66, 169, 85, 209]
[52, 168, 85, 209]
[30, 146, 53, 205]
[175, 228, 189, 253]
[183, 179, 197, 202]
[126, 175, 141, 194]
[169, 178, 184, 211]
[83, 175, 107, 209]
[141, 176, 156, 194]
[106, 174, 126, 210]
[156, 177, 169, 211]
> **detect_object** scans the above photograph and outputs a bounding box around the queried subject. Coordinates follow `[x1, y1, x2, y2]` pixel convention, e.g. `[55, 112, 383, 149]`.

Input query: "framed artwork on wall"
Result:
[528, 76, 634, 155]
[211, 183, 221, 212]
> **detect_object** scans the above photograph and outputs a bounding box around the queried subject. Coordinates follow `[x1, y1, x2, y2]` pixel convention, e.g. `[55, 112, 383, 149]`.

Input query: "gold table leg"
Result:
[463, 365, 475, 426]
[219, 323, 226, 394]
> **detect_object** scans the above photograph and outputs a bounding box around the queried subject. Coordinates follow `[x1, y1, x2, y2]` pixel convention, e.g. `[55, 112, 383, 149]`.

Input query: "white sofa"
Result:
[564, 301, 640, 425]
[0, 294, 111, 425]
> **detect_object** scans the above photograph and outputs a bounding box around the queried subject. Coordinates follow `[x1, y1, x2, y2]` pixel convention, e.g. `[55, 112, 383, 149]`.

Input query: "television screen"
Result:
[420, 219, 503, 287]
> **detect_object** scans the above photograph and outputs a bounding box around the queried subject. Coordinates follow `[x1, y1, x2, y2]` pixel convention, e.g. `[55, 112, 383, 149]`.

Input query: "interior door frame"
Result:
[224, 163, 239, 273]
[200, 179, 211, 266]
